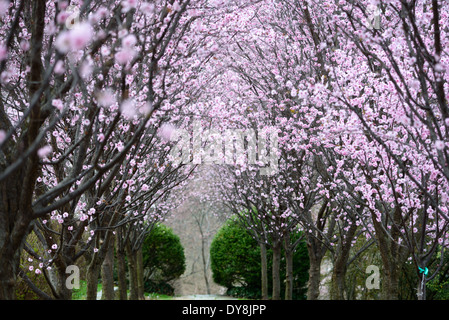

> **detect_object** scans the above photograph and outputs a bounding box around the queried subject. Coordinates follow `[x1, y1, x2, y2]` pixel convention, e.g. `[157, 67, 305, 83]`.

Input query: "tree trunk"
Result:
[330, 264, 346, 300]
[0, 0, 46, 301]
[284, 236, 293, 300]
[307, 259, 321, 300]
[306, 228, 324, 300]
[381, 265, 400, 300]
[86, 259, 102, 300]
[260, 242, 269, 300]
[200, 235, 211, 294]
[370, 208, 407, 300]
[126, 245, 138, 300]
[46, 261, 73, 300]
[136, 247, 145, 300]
[271, 241, 282, 300]
[116, 243, 128, 300]
[0, 241, 22, 299]
[417, 274, 426, 300]
[101, 239, 115, 300]
[330, 223, 357, 300]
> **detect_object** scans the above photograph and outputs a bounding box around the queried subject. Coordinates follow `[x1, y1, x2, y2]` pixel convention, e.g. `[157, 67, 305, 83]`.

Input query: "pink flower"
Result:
[0, 0, 9, 17]
[54, 60, 65, 74]
[37, 145, 52, 159]
[20, 40, 30, 51]
[158, 123, 176, 141]
[114, 47, 136, 65]
[122, 34, 137, 48]
[121, 0, 138, 13]
[97, 133, 105, 142]
[97, 89, 116, 108]
[173, 1, 181, 11]
[435, 140, 445, 150]
[57, 11, 71, 24]
[52, 99, 64, 111]
[54, 31, 71, 53]
[141, 2, 155, 15]
[70, 23, 93, 50]
[120, 99, 137, 119]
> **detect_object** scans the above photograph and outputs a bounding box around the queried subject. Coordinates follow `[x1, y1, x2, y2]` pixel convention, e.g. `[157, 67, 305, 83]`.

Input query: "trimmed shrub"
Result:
[210, 218, 309, 299]
[141, 223, 186, 295]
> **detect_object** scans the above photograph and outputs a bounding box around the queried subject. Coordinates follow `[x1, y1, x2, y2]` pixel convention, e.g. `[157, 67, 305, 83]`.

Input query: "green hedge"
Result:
[142, 223, 186, 295]
[210, 218, 309, 299]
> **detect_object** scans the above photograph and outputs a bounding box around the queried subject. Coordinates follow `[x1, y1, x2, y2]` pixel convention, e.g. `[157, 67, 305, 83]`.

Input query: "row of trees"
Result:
[0, 0, 217, 299]
[193, 0, 449, 300]
[1, 0, 448, 300]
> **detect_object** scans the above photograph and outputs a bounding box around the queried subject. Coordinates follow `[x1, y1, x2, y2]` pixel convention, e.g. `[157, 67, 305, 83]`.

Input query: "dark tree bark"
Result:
[260, 242, 269, 300]
[101, 238, 116, 300]
[271, 240, 282, 300]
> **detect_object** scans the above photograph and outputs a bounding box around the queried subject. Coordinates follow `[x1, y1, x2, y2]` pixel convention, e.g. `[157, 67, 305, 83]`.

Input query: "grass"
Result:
[71, 280, 102, 300]
[71, 280, 174, 300]
[145, 292, 173, 300]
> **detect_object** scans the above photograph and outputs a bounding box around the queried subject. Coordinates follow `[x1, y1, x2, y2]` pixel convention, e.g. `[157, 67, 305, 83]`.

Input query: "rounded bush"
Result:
[210, 218, 309, 299]
[142, 223, 186, 295]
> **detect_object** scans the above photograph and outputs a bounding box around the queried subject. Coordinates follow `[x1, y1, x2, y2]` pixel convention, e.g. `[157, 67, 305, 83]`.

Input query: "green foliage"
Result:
[426, 251, 449, 300]
[15, 232, 52, 300]
[210, 218, 309, 300]
[210, 218, 261, 289]
[141, 223, 186, 295]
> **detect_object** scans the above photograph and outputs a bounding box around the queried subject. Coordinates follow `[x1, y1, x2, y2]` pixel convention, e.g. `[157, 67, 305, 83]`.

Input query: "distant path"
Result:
[172, 294, 239, 300]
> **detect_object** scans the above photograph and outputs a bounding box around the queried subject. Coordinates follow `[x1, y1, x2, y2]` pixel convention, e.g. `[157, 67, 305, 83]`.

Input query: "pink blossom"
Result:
[57, 11, 71, 24]
[70, 23, 93, 50]
[435, 140, 445, 150]
[121, 0, 138, 13]
[54, 31, 71, 53]
[114, 47, 136, 65]
[96, 7, 109, 20]
[54, 60, 65, 74]
[52, 99, 64, 111]
[97, 89, 116, 108]
[158, 123, 176, 141]
[0, 0, 8, 17]
[173, 1, 181, 11]
[37, 145, 52, 159]
[20, 40, 30, 51]
[122, 34, 137, 48]
[140, 2, 155, 15]
[97, 133, 105, 142]
[120, 99, 137, 119]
